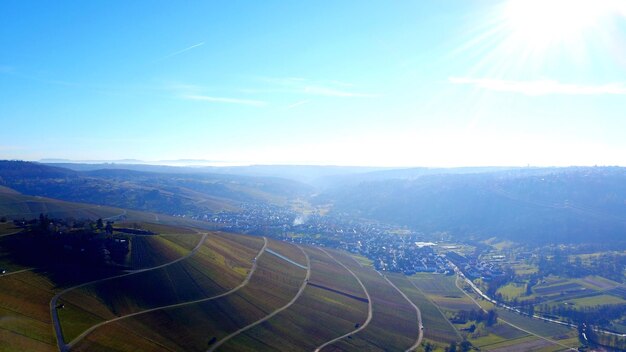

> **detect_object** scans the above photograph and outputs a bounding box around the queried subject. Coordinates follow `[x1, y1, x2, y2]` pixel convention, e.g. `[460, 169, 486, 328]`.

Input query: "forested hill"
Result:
[0, 161, 312, 216]
[320, 167, 626, 244]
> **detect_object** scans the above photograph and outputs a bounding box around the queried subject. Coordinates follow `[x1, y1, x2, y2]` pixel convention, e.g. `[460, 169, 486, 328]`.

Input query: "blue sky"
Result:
[1, 0, 625, 166]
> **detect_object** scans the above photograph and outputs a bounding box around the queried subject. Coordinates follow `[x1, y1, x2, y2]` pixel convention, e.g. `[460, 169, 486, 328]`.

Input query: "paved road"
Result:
[66, 237, 268, 350]
[50, 232, 208, 352]
[314, 248, 373, 352]
[383, 275, 423, 352]
[265, 248, 307, 269]
[208, 244, 311, 352]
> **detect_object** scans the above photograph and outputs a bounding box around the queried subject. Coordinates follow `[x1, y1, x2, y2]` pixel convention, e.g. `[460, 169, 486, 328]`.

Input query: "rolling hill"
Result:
[320, 167, 626, 244]
[0, 161, 313, 217]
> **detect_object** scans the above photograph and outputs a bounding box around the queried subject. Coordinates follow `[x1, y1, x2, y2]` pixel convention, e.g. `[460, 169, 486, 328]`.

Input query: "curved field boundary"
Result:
[66, 237, 268, 350]
[383, 275, 423, 352]
[207, 244, 311, 352]
[50, 232, 209, 352]
[314, 248, 373, 352]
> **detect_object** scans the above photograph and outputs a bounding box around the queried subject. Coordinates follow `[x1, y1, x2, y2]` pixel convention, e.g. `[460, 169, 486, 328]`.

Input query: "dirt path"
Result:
[409, 279, 462, 340]
[0, 267, 34, 277]
[207, 244, 311, 352]
[50, 232, 209, 352]
[383, 275, 423, 352]
[314, 248, 373, 352]
[66, 237, 268, 350]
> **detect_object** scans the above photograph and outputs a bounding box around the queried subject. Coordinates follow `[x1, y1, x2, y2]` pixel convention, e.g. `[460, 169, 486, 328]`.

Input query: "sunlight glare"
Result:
[503, 0, 612, 49]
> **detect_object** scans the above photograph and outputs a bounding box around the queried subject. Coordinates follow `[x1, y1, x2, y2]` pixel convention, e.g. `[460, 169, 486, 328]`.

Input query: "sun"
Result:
[501, 0, 614, 51]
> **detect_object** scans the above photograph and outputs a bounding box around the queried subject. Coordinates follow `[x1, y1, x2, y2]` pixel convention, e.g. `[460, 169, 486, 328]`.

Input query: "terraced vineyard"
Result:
[1, 222, 585, 352]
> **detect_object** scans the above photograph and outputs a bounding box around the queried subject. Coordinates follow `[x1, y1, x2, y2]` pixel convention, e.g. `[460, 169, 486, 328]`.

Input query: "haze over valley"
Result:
[2, 0, 626, 351]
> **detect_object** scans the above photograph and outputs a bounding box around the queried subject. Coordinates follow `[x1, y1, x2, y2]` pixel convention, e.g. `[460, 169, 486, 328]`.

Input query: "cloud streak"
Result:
[159, 42, 205, 61]
[258, 77, 378, 98]
[285, 100, 310, 110]
[303, 85, 378, 98]
[449, 77, 626, 96]
[183, 94, 266, 107]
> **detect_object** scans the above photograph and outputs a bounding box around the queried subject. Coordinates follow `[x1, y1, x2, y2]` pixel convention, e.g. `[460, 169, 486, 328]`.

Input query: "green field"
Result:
[497, 282, 526, 300]
[412, 274, 476, 312]
[565, 293, 626, 308]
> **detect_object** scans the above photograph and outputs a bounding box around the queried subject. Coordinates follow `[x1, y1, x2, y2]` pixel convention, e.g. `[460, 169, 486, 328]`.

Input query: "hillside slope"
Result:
[0, 161, 312, 217]
[321, 167, 626, 244]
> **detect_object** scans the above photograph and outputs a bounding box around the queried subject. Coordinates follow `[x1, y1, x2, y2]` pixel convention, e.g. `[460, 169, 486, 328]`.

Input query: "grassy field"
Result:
[564, 293, 626, 308]
[412, 274, 476, 313]
[126, 233, 203, 269]
[319, 249, 419, 352]
[58, 232, 264, 342]
[220, 246, 369, 351]
[497, 282, 526, 300]
[0, 270, 57, 352]
[72, 238, 307, 351]
[496, 309, 577, 344]
[511, 263, 538, 276]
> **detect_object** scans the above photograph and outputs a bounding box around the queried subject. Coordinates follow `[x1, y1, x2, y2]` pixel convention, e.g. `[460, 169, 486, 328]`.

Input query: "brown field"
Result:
[59, 233, 264, 342]
[387, 274, 462, 344]
[220, 246, 369, 351]
[0, 270, 57, 352]
[72, 238, 307, 352]
[321, 250, 418, 352]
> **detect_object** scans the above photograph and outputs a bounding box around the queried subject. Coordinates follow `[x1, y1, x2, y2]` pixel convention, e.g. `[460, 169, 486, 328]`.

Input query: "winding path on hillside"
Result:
[207, 244, 311, 352]
[50, 232, 209, 352]
[383, 275, 423, 352]
[65, 237, 268, 350]
[409, 279, 463, 341]
[314, 248, 373, 352]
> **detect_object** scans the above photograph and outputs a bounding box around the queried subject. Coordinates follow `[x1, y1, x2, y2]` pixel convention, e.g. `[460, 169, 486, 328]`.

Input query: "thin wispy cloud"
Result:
[257, 76, 378, 98]
[285, 100, 310, 110]
[183, 94, 266, 107]
[158, 42, 205, 61]
[303, 85, 377, 98]
[450, 77, 626, 96]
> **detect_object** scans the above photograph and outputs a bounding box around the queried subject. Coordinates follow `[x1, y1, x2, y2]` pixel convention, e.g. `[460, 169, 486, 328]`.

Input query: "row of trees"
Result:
[450, 309, 498, 326]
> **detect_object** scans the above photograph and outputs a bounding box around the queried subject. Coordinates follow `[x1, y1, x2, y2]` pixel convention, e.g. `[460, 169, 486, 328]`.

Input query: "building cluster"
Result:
[446, 251, 505, 281]
[194, 203, 453, 275]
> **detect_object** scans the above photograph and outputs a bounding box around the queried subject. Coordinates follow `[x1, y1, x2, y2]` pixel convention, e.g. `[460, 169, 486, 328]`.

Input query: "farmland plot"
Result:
[72, 238, 307, 352]
[220, 246, 369, 351]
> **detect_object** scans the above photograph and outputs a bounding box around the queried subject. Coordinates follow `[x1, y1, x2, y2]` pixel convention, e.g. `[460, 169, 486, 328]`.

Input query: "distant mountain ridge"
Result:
[0, 161, 312, 216]
[320, 166, 626, 244]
